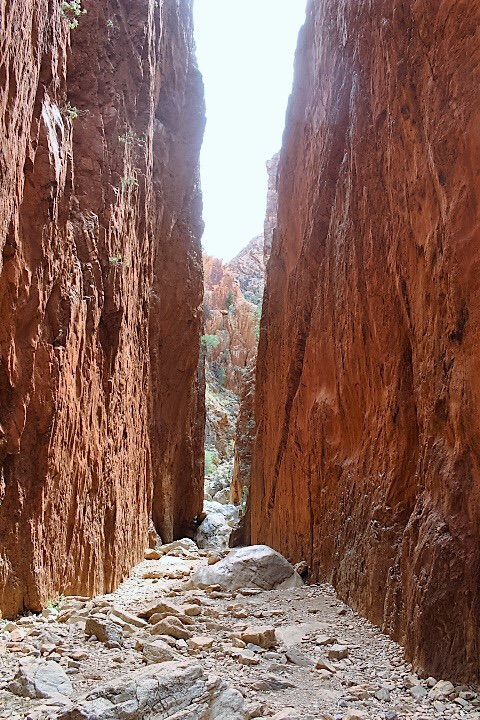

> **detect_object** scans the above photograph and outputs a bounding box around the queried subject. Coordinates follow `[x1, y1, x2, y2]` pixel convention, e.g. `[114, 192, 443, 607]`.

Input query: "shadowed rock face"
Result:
[0, 0, 204, 617]
[250, 0, 480, 682]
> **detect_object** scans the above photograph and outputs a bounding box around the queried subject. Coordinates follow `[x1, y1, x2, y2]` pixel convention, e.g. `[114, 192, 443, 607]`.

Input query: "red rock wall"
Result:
[251, 0, 480, 681]
[203, 254, 259, 394]
[0, 0, 204, 617]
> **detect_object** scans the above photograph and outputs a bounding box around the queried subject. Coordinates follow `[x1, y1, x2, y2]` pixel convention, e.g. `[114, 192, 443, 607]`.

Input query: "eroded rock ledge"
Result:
[250, 0, 480, 682]
[0, 0, 205, 617]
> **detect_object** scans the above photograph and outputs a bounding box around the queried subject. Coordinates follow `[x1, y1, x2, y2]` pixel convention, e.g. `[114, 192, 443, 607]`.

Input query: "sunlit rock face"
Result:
[203, 249, 262, 396]
[0, 0, 205, 617]
[250, 0, 480, 682]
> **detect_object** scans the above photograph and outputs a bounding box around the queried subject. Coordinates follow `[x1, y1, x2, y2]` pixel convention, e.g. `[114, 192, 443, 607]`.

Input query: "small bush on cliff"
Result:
[205, 450, 217, 476]
[119, 130, 145, 148]
[225, 289, 235, 311]
[120, 175, 139, 190]
[60, 0, 85, 29]
[213, 365, 226, 386]
[62, 102, 78, 121]
[201, 334, 220, 350]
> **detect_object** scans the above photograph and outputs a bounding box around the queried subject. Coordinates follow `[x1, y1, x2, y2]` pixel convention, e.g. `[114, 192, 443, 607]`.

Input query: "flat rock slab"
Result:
[56, 660, 244, 719]
[276, 622, 325, 647]
[9, 658, 73, 699]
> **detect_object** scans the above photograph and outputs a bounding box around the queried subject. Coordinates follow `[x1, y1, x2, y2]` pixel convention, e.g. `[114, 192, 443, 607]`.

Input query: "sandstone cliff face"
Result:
[263, 153, 279, 261]
[0, 0, 204, 617]
[203, 253, 260, 395]
[230, 360, 255, 505]
[251, 0, 480, 682]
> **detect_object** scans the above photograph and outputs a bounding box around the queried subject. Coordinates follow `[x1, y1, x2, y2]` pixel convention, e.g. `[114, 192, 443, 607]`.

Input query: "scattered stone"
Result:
[285, 647, 315, 667]
[8, 658, 73, 699]
[143, 638, 178, 664]
[316, 635, 337, 646]
[344, 710, 367, 720]
[188, 635, 215, 651]
[183, 604, 202, 617]
[315, 656, 336, 673]
[241, 625, 277, 649]
[375, 686, 391, 702]
[327, 644, 349, 660]
[428, 679, 455, 700]
[409, 684, 428, 700]
[139, 600, 186, 619]
[150, 616, 192, 640]
[144, 548, 162, 560]
[276, 623, 324, 647]
[230, 648, 260, 666]
[84, 618, 122, 647]
[56, 661, 244, 719]
[272, 709, 313, 720]
[110, 608, 148, 629]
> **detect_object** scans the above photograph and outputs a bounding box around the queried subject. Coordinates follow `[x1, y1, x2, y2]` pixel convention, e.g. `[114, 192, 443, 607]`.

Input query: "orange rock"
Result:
[0, 0, 204, 617]
[250, 0, 480, 683]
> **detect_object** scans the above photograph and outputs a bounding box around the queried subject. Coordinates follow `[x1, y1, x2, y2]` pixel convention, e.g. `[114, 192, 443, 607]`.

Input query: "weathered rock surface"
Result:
[263, 153, 280, 261]
[230, 360, 256, 506]
[0, 0, 205, 616]
[203, 254, 260, 395]
[56, 661, 245, 720]
[191, 545, 303, 591]
[9, 658, 73, 700]
[227, 235, 266, 306]
[250, 0, 480, 681]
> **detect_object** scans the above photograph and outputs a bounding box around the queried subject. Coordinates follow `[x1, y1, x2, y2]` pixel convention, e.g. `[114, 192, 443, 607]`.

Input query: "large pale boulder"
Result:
[56, 660, 244, 719]
[195, 512, 232, 551]
[9, 658, 73, 699]
[191, 545, 303, 591]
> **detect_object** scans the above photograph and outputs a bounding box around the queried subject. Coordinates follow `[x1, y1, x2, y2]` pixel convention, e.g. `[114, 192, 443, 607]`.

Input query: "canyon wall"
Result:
[251, 0, 480, 682]
[0, 0, 204, 617]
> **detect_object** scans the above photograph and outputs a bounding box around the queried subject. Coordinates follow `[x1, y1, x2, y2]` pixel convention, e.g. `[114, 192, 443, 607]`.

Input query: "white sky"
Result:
[193, 0, 307, 261]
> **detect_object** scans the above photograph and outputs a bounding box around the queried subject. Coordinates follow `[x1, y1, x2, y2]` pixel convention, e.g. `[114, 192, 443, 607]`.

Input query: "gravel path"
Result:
[0, 546, 478, 719]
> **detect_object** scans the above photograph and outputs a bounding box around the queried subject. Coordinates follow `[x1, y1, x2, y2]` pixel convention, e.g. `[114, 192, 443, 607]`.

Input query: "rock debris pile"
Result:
[0, 543, 477, 719]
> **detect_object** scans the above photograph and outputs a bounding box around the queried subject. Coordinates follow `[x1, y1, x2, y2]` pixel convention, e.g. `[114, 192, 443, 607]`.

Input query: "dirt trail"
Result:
[0, 545, 478, 719]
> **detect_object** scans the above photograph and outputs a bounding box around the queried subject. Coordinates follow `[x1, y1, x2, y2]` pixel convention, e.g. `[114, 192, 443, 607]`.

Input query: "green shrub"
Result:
[62, 102, 78, 121]
[201, 334, 220, 350]
[225, 289, 234, 311]
[60, 0, 85, 29]
[204, 450, 217, 476]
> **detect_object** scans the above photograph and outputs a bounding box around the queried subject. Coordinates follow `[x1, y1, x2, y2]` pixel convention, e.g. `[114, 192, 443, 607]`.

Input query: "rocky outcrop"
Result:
[250, 0, 480, 682]
[227, 235, 266, 305]
[263, 153, 280, 261]
[230, 361, 255, 505]
[203, 254, 259, 395]
[0, 0, 204, 617]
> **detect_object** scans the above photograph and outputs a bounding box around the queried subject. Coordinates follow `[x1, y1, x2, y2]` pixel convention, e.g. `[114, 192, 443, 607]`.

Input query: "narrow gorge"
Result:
[0, 0, 479, 718]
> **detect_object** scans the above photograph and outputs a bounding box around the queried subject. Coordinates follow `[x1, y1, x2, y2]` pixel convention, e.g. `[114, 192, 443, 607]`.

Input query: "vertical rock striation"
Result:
[251, 0, 480, 681]
[0, 0, 205, 617]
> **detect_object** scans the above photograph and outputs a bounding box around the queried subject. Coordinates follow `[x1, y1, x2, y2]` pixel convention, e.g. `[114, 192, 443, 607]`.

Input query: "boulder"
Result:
[150, 616, 192, 640]
[56, 660, 244, 719]
[139, 600, 186, 620]
[9, 658, 73, 699]
[196, 512, 233, 551]
[191, 545, 303, 591]
[84, 618, 122, 647]
[241, 626, 277, 649]
[143, 639, 178, 664]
